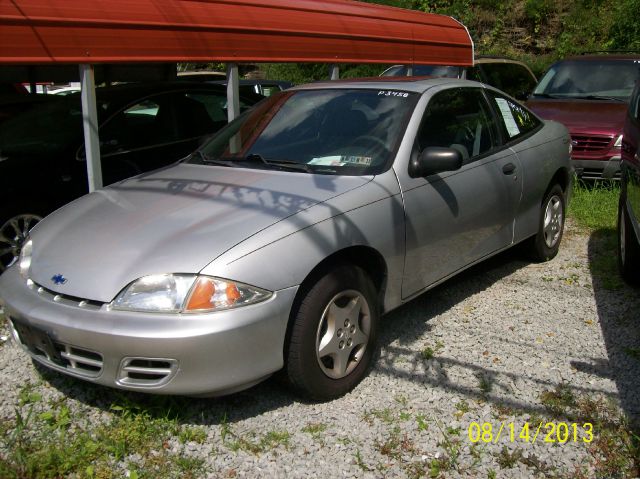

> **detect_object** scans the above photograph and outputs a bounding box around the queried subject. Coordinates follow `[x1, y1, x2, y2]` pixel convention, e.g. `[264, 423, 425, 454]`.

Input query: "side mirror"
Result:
[409, 147, 463, 178]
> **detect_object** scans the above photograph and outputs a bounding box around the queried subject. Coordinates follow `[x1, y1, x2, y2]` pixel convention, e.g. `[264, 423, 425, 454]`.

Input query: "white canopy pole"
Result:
[329, 64, 340, 80]
[226, 63, 240, 122]
[79, 64, 102, 191]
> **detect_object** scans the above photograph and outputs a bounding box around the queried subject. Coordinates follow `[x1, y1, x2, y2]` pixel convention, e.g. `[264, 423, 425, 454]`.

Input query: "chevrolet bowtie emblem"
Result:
[51, 274, 67, 285]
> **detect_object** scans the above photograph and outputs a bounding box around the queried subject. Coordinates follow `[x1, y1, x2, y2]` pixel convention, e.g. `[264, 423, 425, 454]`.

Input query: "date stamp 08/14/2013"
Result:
[467, 422, 594, 444]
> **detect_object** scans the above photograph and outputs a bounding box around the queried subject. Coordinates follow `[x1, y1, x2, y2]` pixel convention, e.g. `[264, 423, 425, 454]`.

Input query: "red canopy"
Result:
[0, 0, 473, 66]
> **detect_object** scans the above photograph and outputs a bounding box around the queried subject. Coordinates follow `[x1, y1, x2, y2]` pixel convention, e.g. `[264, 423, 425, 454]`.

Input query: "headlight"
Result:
[111, 274, 271, 313]
[19, 239, 32, 279]
[614, 134, 623, 148]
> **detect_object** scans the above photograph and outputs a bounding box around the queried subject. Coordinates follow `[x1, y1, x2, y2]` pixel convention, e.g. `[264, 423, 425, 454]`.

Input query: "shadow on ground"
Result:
[586, 228, 640, 427]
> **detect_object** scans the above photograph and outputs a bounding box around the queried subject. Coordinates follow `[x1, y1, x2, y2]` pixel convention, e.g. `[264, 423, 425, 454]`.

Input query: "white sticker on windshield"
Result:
[494, 98, 520, 137]
[309, 156, 346, 166]
[378, 90, 409, 98]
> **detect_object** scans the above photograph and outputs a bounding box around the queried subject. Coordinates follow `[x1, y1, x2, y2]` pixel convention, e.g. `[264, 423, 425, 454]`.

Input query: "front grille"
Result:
[9, 318, 103, 378]
[28, 280, 104, 311]
[117, 357, 178, 387]
[571, 134, 614, 153]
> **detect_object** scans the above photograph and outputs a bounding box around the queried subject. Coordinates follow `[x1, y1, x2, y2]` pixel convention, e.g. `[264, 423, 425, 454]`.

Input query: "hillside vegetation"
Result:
[261, 0, 640, 82]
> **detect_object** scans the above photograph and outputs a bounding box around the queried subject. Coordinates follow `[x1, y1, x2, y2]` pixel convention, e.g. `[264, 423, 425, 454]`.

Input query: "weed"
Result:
[624, 347, 640, 361]
[476, 374, 492, 394]
[496, 446, 523, 469]
[416, 414, 429, 431]
[363, 408, 395, 425]
[301, 422, 326, 438]
[354, 449, 372, 472]
[421, 347, 435, 360]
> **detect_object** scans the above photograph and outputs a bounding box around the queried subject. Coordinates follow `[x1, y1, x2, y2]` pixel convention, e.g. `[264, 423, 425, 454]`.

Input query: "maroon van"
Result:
[528, 54, 640, 179]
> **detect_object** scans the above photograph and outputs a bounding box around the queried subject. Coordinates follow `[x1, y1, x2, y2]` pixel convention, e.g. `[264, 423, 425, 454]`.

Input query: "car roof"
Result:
[292, 77, 485, 94]
[561, 53, 640, 62]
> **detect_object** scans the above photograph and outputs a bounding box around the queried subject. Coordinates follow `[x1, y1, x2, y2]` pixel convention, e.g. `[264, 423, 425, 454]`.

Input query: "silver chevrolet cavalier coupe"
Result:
[0, 78, 572, 400]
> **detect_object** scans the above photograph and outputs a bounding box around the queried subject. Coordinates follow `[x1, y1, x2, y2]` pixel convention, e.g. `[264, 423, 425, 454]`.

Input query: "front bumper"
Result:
[573, 156, 621, 180]
[0, 266, 297, 396]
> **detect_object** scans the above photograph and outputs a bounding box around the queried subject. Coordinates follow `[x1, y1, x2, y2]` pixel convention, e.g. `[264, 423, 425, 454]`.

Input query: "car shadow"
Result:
[584, 227, 640, 427]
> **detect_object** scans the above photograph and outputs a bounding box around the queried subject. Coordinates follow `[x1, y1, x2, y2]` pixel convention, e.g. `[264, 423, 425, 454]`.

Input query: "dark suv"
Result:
[527, 54, 640, 179]
[380, 57, 538, 100]
[619, 80, 640, 283]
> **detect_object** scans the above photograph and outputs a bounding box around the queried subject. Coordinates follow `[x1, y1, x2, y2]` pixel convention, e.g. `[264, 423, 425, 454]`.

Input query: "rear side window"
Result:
[486, 91, 541, 141]
[479, 63, 537, 98]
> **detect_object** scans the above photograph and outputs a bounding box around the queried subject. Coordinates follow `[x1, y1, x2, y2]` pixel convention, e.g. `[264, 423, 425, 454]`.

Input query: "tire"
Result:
[524, 184, 565, 262]
[0, 211, 43, 273]
[617, 194, 640, 285]
[284, 265, 378, 401]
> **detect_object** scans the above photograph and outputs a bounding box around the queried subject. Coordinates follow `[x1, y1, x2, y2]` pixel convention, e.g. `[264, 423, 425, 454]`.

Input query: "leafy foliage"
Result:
[258, 0, 640, 84]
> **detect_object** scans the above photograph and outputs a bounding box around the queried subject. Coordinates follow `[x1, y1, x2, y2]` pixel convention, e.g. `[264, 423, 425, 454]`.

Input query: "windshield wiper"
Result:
[531, 93, 567, 99]
[572, 95, 626, 102]
[244, 153, 312, 173]
[192, 150, 236, 167]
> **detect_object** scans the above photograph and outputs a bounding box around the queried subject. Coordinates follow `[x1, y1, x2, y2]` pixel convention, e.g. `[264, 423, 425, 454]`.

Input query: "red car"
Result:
[528, 54, 640, 179]
[619, 80, 640, 283]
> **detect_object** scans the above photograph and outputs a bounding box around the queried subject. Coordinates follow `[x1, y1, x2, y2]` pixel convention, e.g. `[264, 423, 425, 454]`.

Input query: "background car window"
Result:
[487, 91, 541, 141]
[100, 96, 176, 154]
[479, 63, 536, 99]
[186, 91, 254, 124]
[416, 88, 498, 162]
[533, 60, 639, 100]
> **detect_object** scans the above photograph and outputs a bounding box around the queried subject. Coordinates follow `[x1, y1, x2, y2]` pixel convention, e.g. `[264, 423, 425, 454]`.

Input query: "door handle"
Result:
[502, 163, 516, 175]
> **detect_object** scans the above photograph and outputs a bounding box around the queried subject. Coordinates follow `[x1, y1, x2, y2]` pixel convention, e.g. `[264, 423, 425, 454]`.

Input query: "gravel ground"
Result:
[1, 219, 639, 478]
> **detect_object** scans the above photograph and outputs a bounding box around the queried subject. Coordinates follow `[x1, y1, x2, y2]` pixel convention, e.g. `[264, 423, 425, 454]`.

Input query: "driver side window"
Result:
[416, 88, 498, 163]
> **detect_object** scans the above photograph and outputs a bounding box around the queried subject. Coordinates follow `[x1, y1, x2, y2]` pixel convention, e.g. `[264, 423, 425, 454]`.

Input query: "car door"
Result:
[623, 81, 640, 230]
[397, 86, 523, 299]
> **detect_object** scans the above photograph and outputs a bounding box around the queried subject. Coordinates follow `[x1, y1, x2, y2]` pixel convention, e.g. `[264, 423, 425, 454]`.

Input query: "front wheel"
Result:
[284, 265, 378, 401]
[617, 195, 640, 285]
[524, 184, 565, 262]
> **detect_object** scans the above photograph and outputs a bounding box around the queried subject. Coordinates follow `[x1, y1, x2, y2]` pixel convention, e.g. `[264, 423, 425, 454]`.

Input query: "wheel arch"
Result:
[282, 245, 387, 357]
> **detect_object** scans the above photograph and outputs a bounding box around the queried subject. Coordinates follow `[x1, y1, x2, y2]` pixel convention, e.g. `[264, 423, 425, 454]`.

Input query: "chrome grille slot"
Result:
[58, 344, 103, 374]
[571, 134, 614, 153]
[117, 358, 178, 387]
[30, 281, 104, 311]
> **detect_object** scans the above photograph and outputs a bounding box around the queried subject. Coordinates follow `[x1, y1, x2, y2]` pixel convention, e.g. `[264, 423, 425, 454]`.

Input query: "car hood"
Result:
[29, 164, 371, 302]
[527, 98, 627, 136]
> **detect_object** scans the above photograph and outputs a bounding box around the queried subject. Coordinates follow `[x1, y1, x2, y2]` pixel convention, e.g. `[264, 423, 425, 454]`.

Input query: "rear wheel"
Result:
[524, 184, 565, 262]
[617, 195, 640, 284]
[0, 212, 42, 272]
[285, 265, 378, 401]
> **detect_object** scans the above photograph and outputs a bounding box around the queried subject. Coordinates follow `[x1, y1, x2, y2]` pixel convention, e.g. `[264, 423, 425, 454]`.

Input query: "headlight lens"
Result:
[19, 239, 33, 279]
[111, 274, 271, 313]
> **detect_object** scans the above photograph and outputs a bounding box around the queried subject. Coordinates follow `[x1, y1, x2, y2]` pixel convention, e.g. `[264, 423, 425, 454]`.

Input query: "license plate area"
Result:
[11, 319, 63, 365]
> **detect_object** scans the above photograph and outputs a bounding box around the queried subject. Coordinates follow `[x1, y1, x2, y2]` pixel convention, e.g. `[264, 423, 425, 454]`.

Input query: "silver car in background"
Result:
[0, 78, 572, 400]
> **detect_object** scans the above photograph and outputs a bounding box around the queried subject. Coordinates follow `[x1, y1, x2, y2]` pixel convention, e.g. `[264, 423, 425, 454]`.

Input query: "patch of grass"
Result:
[421, 347, 435, 360]
[301, 422, 326, 439]
[220, 419, 289, 454]
[0, 395, 206, 479]
[538, 385, 640, 477]
[363, 408, 396, 425]
[421, 340, 444, 361]
[476, 374, 493, 394]
[568, 180, 619, 231]
[567, 180, 625, 289]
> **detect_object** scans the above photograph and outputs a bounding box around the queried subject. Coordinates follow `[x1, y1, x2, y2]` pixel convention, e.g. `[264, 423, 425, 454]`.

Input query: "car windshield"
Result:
[192, 88, 418, 175]
[0, 93, 109, 155]
[533, 59, 640, 101]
